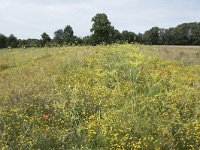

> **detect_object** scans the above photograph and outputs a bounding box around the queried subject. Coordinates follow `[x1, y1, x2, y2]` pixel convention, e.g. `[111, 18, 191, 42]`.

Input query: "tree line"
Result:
[0, 13, 200, 49]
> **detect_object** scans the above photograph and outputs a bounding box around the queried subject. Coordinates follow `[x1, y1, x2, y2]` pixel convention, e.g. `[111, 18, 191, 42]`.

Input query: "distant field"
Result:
[0, 45, 200, 149]
[153, 45, 200, 65]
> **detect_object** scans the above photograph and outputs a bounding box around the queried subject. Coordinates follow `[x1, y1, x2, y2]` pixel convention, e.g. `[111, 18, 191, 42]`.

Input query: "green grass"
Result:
[0, 45, 200, 149]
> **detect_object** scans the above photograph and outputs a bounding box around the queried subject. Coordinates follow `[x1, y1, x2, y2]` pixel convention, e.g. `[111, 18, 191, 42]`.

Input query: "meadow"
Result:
[153, 45, 200, 65]
[0, 44, 200, 149]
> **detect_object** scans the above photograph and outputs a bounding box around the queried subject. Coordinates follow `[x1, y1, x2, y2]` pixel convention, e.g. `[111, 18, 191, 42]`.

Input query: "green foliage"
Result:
[174, 23, 200, 45]
[63, 25, 73, 37]
[143, 27, 160, 45]
[0, 34, 7, 49]
[41, 32, 51, 46]
[121, 30, 137, 43]
[53, 25, 81, 46]
[26, 39, 42, 48]
[82, 36, 93, 45]
[0, 45, 200, 149]
[149, 22, 200, 45]
[54, 29, 65, 45]
[7, 34, 18, 48]
[90, 13, 113, 44]
[63, 25, 74, 44]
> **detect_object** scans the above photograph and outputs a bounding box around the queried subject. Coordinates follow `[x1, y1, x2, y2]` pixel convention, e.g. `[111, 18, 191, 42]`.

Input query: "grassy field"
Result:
[153, 45, 200, 65]
[0, 45, 200, 149]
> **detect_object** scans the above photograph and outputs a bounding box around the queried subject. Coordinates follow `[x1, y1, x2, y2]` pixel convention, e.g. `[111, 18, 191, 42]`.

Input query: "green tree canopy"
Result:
[121, 30, 137, 43]
[63, 25, 74, 44]
[41, 32, 51, 45]
[143, 27, 160, 45]
[54, 29, 64, 45]
[0, 34, 7, 49]
[64, 25, 73, 37]
[7, 34, 18, 48]
[90, 13, 113, 44]
[109, 27, 122, 43]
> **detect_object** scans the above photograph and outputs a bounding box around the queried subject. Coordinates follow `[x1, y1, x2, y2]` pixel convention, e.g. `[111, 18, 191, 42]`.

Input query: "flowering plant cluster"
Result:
[0, 45, 199, 149]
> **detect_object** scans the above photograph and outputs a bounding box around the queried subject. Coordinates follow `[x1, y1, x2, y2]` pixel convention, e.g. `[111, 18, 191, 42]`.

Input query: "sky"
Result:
[0, 0, 200, 39]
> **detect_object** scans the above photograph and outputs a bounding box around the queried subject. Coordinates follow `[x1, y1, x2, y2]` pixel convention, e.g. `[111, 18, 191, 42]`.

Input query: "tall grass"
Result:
[0, 45, 200, 149]
[153, 45, 200, 65]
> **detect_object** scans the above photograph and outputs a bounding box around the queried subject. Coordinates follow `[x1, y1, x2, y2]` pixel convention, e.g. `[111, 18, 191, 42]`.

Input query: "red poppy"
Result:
[43, 114, 49, 120]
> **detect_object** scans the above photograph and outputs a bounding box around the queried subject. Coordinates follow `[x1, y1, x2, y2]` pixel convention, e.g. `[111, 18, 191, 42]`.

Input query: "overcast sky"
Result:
[0, 0, 200, 39]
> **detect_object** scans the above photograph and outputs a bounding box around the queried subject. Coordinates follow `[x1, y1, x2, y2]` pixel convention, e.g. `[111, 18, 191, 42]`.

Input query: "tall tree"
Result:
[7, 34, 18, 48]
[143, 27, 160, 45]
[90, 13, 113, 44]
[64, 25, 73, 37]
[41, 32, 51, 46]
[163, 28, 175, 45]
[54, 29, 64, 45]
[121, 30, 137, 43]
[63, 25, 74, 44]
[0, 34, 7, 48]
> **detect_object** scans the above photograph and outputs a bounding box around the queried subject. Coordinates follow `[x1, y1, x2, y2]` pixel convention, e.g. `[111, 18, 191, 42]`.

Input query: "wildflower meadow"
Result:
[0, 45, 200, 149]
